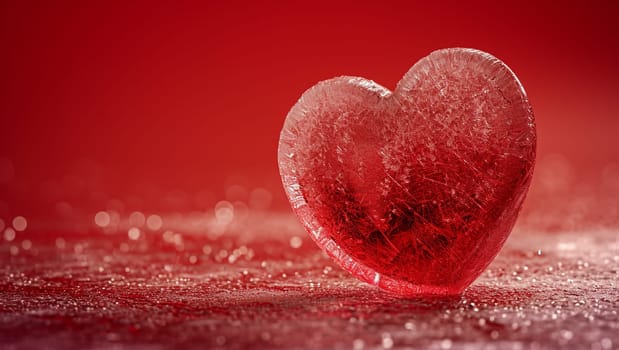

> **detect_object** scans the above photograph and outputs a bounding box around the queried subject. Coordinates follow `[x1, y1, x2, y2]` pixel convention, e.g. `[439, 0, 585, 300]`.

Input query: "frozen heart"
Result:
[278, 48, 536, 296]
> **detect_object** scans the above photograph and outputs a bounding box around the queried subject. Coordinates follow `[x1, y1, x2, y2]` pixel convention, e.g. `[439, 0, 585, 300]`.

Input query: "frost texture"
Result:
[279, 48, 536, 295]
[1, 225, 617, 349]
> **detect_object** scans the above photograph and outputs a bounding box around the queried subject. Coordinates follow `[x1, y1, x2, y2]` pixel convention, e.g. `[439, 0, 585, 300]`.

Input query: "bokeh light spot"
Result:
[94, 211, 111, 228]
[12, 216, 27, 232]
[128, 227, 141, 240]
[146, 214, 163, 231]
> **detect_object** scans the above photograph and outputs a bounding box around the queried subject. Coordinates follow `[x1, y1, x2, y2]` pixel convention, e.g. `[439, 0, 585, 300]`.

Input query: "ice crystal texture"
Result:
[279, 48, 536, 295]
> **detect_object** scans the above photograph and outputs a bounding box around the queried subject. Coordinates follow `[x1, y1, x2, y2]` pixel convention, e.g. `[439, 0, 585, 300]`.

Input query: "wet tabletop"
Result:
[1, 213, 618, 350]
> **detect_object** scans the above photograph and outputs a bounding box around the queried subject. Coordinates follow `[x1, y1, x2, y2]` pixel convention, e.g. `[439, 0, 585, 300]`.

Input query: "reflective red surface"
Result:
[1, 215, 618, 349]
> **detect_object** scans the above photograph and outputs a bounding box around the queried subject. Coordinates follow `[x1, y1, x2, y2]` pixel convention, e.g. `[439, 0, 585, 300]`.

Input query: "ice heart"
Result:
[278, 48, 536, 296]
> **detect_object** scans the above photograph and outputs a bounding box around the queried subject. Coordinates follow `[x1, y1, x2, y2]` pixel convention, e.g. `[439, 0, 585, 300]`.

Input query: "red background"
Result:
[1, 1, 618, 226]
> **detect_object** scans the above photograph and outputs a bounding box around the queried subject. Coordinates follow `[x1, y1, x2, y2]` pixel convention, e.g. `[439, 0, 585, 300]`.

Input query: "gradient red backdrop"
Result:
[1, 1, 618, 228]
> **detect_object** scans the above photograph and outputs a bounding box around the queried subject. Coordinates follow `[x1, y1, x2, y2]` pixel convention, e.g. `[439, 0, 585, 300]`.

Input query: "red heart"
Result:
[278, 48, 536, 296]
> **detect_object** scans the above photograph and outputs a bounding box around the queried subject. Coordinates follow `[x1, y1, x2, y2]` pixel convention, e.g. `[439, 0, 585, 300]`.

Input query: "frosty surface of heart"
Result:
[278, 48, 536, 296]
